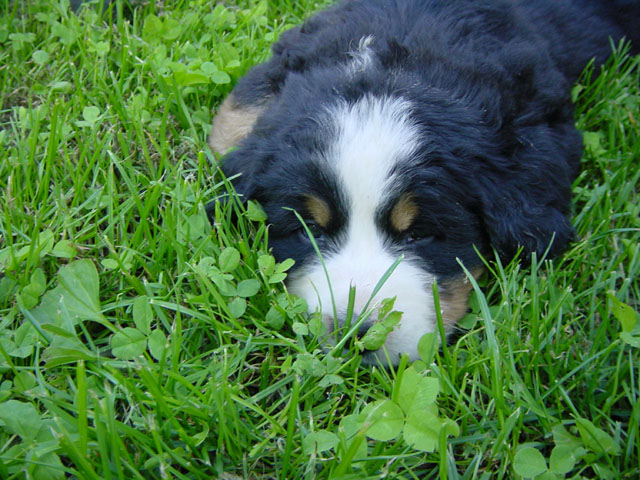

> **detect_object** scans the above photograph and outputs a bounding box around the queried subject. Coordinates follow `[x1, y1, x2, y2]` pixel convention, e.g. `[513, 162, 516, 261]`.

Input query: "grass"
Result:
[0, 0, 638, 478]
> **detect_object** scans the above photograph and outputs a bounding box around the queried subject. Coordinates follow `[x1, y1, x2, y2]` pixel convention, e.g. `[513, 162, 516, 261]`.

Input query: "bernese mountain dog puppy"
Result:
[207, 0, 639, 365]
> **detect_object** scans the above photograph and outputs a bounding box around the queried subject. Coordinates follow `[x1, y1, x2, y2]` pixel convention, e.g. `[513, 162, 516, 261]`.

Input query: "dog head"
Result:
[210, 44, 579, 364]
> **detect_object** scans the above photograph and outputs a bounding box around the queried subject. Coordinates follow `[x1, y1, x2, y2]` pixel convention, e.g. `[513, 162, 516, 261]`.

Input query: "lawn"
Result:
[0, 1, 638, 478]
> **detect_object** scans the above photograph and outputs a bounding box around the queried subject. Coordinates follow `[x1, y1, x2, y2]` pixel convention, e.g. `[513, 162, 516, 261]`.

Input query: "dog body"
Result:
[208, 0, 638, 364]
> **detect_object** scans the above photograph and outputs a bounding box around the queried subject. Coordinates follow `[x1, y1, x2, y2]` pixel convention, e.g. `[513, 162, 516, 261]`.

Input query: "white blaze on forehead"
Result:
[329, 95, 421, 226]
[288, 95, 438, 364]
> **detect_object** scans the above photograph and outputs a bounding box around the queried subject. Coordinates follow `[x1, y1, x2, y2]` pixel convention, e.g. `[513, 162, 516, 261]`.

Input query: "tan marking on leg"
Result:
[304, 195, 332, 228]
[390, 194, 419, 233]
[208, 94, 266, 154]
[439, 267, 484, 330]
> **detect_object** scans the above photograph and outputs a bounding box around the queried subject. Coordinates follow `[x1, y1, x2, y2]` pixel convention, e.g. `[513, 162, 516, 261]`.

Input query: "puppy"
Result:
[207, 0, 639, 364]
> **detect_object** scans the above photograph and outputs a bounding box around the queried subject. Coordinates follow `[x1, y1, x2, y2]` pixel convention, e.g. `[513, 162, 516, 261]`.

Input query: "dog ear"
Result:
[470, 44, 584, 262]
[476, 123, 582, 261]
[479, 186, 576, 261]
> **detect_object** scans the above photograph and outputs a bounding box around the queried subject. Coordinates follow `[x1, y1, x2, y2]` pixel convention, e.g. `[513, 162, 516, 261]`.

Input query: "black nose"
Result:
[357, 320, 374, 338]
[337, 314, 375, 338]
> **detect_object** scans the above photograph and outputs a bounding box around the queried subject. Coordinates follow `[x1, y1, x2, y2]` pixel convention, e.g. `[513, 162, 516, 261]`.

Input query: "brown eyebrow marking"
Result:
[304, 195, 332, 228]
[390, 194, 419, 232]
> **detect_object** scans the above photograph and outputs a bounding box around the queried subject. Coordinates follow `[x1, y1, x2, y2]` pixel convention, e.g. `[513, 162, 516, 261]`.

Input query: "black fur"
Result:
[211, 0, 638, 269]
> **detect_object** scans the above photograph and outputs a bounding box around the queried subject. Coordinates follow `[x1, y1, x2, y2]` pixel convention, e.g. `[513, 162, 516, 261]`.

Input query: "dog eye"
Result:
[299, 221, 323, 241]
[404, 231, 435, 245]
